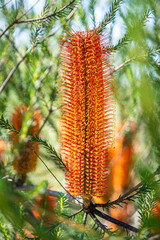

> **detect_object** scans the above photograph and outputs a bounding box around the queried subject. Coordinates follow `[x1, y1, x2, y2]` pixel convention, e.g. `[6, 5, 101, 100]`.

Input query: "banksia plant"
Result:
[11, 104, 41, 177]
[60, 29, 115, 201]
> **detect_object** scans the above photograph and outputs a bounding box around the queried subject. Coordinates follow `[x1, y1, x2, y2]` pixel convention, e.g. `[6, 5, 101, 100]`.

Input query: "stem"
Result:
[15, 0, 76, 24]
[94, 209, 153, 237]
[16, 184, 81, 205]
[113, 49, 160, 75]
[0, 47, 31, 94]
[96, 168, 160, 208]
[89, 211, 109, 232]
[83, 212, 88, 225]
[34, 151, 82, 205]
[68, 208, 83, 218]
[0, 0, 40, 38]
[94, 209, 139, 233]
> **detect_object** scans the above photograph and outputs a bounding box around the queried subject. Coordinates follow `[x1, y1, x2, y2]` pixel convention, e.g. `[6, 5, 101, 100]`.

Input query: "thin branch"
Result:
[0, 21, 16, 38]
[96, 168, 160, 208]
[68, 208, 83, 218]
[37, 87, 55, 135]
[46, 1, 80, 39]
[0, 0, 12, 9]
[98, 0, 122, 33]
[0, 0, 40, 38]
[34, 151, 67, 193]
[16, 183, 81, 205]
[113, 48, 160, 74]
[16, 0, 76, 24]
[100, 48, 160, 81]
[0, 46, 31, 94]
[107, 180, 144, 208]
[18, 0, 41, 20]
[34, 151, 82, 205]
[0, 0, 76, 38]
[89, 211, 109, 232]
[83, 212, 88, 225]
[0, 0, 79, 93]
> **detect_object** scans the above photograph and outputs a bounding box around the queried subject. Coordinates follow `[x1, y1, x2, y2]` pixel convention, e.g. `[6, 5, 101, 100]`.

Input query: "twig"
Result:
[0, 47, 31, 94]
[37, 89, 55, 135]
[15, 183, 82, 205]
[34, 151, 82, 205]
[107, 180, 144, 208]
[16, 0, 76, 24]
[0, 0, 40, 38]
[0, 0, 76, 38]
[34, 151, 67, 193]
[0, 0, 11, 9]
[83, 212, 88, 225]
[98, 0, 122, 33]
[46, 1, 80, 39]
[113, 48, 160, 74]
[89, 211, 109, 232]
[68, 208, 83, 218]
[96, 168, 160, 208]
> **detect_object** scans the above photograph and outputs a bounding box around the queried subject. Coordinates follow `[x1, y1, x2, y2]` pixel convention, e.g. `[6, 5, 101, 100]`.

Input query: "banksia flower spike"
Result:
[60, 29, 115, 200]
[11, 104, 41, 176]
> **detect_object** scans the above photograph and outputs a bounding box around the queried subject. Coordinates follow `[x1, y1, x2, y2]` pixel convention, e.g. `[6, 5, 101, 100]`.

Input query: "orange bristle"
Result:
[11, 104, 41, 175]
[60, 29, 115, 198]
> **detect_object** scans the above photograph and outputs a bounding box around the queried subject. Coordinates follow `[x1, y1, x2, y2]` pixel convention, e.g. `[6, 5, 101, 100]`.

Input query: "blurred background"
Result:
[0, 0, 160, 239]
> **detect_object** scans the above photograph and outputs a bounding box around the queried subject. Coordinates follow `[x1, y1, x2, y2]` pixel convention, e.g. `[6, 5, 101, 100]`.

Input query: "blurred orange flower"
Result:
[11, 104, 41, 175]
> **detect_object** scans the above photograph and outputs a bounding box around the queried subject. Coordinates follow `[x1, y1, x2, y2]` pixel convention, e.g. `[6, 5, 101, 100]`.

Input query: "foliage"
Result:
[0, 0, 160, 239]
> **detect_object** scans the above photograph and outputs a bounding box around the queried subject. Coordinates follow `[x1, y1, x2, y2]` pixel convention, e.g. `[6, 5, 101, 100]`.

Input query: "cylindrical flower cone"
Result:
[60, 29, 115, 200]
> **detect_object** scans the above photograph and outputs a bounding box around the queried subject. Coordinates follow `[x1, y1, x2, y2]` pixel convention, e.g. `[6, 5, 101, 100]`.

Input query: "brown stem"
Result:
[68, 208, 83, 218]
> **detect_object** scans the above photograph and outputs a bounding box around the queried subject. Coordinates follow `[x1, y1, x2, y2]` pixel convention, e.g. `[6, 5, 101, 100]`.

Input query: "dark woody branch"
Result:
[94, 209, 153, 238]
[94, 209, 139, 234]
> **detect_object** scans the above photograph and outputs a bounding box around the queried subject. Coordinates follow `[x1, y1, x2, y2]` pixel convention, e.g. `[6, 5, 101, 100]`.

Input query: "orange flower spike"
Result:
[60, 29, 115, 199]
[11, 105, 41, 175]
